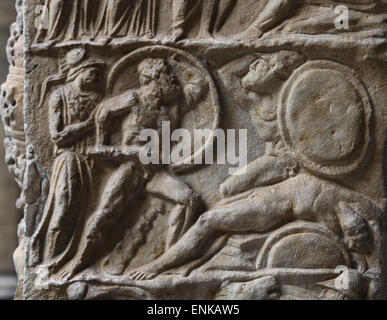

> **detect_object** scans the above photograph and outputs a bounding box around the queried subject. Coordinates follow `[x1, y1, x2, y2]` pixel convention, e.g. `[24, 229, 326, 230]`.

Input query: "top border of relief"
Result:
[27, 34, 387, 55]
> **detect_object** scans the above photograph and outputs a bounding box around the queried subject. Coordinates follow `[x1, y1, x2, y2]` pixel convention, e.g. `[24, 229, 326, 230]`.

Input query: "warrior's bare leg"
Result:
[102, 172, 200, 275]
[130, 192, 293, 280]
[146, 171, 201, 249]
[166, 205, 187, 249]
[59, 161, 145, 279]
[130, 173, 376, 280]
[102, 200, 165, 276]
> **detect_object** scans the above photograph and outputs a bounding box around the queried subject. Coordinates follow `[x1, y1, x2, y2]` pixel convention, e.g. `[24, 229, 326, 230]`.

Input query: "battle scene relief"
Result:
[1, 0, 387, 299]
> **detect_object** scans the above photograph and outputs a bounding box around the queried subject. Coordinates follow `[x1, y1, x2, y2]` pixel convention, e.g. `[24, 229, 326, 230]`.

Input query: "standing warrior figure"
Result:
[31, 49, 105, 274]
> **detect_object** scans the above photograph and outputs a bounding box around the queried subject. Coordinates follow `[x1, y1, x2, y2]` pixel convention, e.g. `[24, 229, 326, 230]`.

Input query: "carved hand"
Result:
[220, 171, 252, 197]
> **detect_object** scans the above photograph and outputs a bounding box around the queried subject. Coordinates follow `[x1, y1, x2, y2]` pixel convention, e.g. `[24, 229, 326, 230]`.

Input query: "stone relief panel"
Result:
[7, 0, 387, 299]
[30, 0, 387, 46]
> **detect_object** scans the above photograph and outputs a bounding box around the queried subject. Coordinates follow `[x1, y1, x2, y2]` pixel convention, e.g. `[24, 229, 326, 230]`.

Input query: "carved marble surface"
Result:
[2, 0, 387, 300]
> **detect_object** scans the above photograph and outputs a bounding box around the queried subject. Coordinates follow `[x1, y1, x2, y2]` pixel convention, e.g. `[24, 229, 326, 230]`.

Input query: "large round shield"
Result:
[107, 45, 220, 173]
[278, 60, 372, 177]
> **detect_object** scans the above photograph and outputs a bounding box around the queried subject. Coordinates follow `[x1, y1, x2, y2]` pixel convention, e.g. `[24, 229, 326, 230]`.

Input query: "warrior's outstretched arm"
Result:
[96, 91, 138, 145]
[220, 154, 294, 197]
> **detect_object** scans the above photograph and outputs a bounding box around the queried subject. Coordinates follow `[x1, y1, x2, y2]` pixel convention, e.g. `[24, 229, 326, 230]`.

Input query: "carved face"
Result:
[344, 224, 372, 254]
[241, 59, 278, 93]
[158, 72, 182, 104]
[138, 59, 182, 104]
[78, 67, 102, 89]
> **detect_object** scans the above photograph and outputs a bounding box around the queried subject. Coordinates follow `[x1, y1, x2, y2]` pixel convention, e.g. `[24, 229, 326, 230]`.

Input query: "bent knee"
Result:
[197, 211, 218, 230]
[119, 163, 145, 190]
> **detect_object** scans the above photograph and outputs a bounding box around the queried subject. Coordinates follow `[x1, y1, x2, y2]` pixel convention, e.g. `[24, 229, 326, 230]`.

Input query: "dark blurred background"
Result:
[0, 0, 20, 300]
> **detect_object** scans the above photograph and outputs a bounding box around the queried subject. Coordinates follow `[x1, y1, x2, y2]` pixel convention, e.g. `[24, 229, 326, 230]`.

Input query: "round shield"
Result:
[278, 60, 372, 177]
[107, 45, 220, 173]
[256, 222, 351, 270]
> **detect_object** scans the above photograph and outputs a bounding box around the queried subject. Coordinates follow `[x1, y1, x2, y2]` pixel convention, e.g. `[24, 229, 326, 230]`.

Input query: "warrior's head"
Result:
[242, 51, 305, 143]
[138, 58, 182, 104]
[242, 50, 305, 94]
[38, 48, 106, 110]
[66, 48, 105, 92]
[338, 202, 373, 254]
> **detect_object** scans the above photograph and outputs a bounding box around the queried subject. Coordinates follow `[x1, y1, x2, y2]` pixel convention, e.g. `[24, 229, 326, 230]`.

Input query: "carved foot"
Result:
[142, 31, 155, 39]
[167, 27, 185, 42]
[96, 36, 113, 46]
[101, 257, 126, 276]
[57, 260, 88, 282]
[129, 269, 158, 281]
[58, 265, 79, 282]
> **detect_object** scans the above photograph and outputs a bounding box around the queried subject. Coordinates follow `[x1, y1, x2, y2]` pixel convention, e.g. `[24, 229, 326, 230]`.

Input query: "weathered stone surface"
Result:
[3, 0, 387, 300]
[0, 0, 20, 300]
